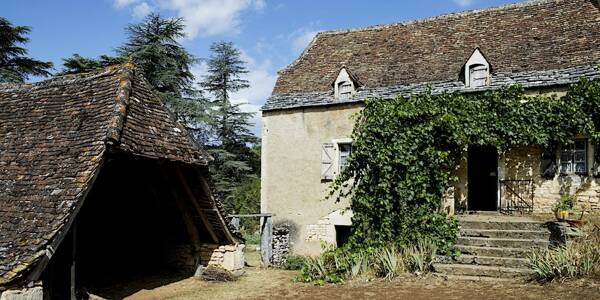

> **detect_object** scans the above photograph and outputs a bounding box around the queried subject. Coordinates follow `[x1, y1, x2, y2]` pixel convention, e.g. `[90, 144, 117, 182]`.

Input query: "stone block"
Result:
[0, 287, 43, 300]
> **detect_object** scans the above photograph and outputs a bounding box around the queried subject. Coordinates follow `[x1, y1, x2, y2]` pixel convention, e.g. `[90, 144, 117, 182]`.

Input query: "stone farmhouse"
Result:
[261, 0, 600, 255]
[0, 65, 243, 299]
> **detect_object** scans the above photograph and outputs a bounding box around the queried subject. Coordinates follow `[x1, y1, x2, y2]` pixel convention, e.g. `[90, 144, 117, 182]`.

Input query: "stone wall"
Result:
[454, 144, 600, 213]
[272, 226, 290, 265]
[0, 286, 42, 300]
[199, 243, 245, 271]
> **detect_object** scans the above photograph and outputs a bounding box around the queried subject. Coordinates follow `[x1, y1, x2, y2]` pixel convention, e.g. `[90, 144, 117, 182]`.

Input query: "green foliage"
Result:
[281, 255, 308, 271]
[331, 79, 600, 254]
[58, 54, 123, 75]
[529, 217, 600, 282]
[233, 177, 261, 231]
[0, 17, 52, 83]
[200, 41, 259, 208]
[554, 194, 575, 212]
[296, 241, 439, 284]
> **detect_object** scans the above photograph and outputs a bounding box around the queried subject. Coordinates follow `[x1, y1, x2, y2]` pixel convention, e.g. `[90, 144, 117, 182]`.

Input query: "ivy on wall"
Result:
[330, 77, 600, 252]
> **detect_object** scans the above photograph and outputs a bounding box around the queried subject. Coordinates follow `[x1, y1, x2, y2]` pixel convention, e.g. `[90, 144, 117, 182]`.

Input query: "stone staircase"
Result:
[433, 214, 551, 281]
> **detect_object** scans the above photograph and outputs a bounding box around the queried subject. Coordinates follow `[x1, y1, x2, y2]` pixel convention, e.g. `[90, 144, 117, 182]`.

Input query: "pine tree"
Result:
[117, 13, 211, 139]
[0, 17, 52, 83]
[200, 42, 259, 207]
[58, 54, 122, 75]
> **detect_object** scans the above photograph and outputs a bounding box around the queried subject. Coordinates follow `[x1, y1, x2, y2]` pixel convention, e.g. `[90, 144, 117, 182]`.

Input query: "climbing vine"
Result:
[330, 77, 600, 253]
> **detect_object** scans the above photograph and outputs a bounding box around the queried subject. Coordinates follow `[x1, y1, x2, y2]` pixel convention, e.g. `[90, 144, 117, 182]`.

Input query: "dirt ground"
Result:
[122, 248, 600, 300]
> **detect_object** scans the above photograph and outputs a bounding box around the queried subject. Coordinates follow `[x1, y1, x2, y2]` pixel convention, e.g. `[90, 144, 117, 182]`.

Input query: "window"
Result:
[335, 225, 352, 247]
[338, 143, 352, 171]
[338, 81, 353, 100]
[469, 64, 488, 88]
[560, 139, 587, 174]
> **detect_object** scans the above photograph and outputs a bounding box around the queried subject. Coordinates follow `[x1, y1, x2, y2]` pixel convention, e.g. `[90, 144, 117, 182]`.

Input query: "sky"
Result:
[2, 0, 522, 135]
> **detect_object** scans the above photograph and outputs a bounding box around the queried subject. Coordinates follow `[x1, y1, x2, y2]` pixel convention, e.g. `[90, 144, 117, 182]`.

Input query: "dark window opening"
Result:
[335, 225, 352, 247]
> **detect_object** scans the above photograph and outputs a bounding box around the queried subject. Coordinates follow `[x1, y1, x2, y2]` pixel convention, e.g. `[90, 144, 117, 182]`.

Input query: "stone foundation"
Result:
[272, 226, 290, 265]
[199, 243, 245, 271]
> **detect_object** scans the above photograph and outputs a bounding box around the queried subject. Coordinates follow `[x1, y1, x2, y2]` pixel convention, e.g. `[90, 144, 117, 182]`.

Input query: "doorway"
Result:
[467, 145, 498, 211]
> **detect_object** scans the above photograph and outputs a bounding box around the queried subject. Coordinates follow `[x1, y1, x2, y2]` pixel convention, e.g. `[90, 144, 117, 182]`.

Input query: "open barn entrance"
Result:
[42, 155, 217, 299]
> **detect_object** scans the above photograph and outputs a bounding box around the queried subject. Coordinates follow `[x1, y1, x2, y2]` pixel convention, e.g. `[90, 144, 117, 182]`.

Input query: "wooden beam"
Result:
[175, 167, 220, 244]
[230, 213, 274, 218]
[194, 170, 237, 244]
[158, 165, 203, 252]
[70, 221, 77, 300]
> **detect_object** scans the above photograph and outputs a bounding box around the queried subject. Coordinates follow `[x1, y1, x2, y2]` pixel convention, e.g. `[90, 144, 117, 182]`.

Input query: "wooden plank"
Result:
[175, 167, 220, 244]
[70, 221, 77, 300]
[230, 213, 274, 218]
[194, 168, 237, 244]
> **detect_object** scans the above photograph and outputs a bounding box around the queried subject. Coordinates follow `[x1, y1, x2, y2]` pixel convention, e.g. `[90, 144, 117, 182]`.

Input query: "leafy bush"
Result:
[529, 216, 600, 281]
[329, 79, 600, 254]
[296, 240, 438, 284]
[402, 239, 438, 273]
[281, 255, 308, 270]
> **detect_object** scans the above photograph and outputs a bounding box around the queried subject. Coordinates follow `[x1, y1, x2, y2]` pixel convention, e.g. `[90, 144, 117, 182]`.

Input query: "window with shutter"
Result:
[469, 65, 488, 87]
[338, 82, 353, 100]
[321, 143, 335, 181]
[338, 143, 352, 172]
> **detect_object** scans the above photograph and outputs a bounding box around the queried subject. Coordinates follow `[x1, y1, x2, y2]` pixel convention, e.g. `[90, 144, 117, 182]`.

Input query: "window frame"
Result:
[338, 81, 353, 100]
[560, 139, 588, 175]
[338, 142, 352, 172]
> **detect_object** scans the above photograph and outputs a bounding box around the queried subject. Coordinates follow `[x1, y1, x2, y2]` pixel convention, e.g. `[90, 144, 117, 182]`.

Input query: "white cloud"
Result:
[132, 2, 153, 19]
[113, 0, 264, 37]
[289, 27, 320, 54]
[453, 0, 476, 7]
[114, 0, 141, 8]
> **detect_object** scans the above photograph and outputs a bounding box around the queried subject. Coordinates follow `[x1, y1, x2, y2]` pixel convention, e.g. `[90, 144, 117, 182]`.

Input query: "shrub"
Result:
[281, 255, 307, 270]
[296, 239, 439, 284]
[529, 216, 600, 281]
[403, 239, 438, 273]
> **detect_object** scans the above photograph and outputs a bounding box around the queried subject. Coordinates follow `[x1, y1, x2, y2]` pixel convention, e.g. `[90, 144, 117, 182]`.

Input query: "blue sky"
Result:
[2, 0, 521, 134]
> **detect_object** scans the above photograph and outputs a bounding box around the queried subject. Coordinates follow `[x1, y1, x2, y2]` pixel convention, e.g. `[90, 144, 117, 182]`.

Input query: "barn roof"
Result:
[0, 65, 230, 286]
[264, 0, 600, 111]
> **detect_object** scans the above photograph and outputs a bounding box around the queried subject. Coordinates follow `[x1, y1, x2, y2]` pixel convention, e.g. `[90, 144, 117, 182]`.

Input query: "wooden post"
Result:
[70, 221, 77, 300]
[260, 216, 273, 267]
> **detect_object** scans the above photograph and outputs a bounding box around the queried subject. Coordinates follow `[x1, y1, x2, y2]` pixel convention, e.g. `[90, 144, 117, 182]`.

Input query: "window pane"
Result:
[576, 163, 586, 173]
[574, 151, 586, 162]
[560, 151, 572, 162]
[561, 163, 571, 173]
[575, 140, 586, 150]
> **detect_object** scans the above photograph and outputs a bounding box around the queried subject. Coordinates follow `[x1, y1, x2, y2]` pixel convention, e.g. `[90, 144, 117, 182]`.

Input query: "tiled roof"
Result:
[263, 64, 600, 111]
[268, 0, 600, 109]
[0, 65, 219, 286]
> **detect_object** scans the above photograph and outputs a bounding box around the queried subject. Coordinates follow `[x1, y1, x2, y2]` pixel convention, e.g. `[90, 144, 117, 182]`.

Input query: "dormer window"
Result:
[333, 67, 360, 100]
[338, 81, 353, 100]
[463, 48, 491, 88]
[469, 64, 488, 88]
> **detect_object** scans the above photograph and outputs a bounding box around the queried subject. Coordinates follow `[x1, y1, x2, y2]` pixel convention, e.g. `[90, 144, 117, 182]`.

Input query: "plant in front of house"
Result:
[291, 77, 600, 284]
[529, 215, 600, 281]
[554, 193, 575, 221]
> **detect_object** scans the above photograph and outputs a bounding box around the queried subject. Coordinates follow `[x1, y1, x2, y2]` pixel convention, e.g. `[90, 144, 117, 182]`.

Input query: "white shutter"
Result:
[321, 143, 335, 181]
[470, 66, 488, 87]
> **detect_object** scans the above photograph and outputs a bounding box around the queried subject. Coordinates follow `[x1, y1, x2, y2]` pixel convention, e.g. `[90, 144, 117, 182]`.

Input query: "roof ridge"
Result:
[0, 64, 131, 92]
[278, 0, 564, 75]
[318, 0, 558, 36]
[105, 63, 135, 146]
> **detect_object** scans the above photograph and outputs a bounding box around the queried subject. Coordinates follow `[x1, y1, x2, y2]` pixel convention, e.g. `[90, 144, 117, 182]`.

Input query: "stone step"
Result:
[460, 228, 550, 240]
[433, 263, 534, 278]
[454, 245, 533, 258]
[457, 237, 549, 249]
[460, 220, 547, 231]
[434, 273, 521, 283]
[436, 255, 530, 268]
